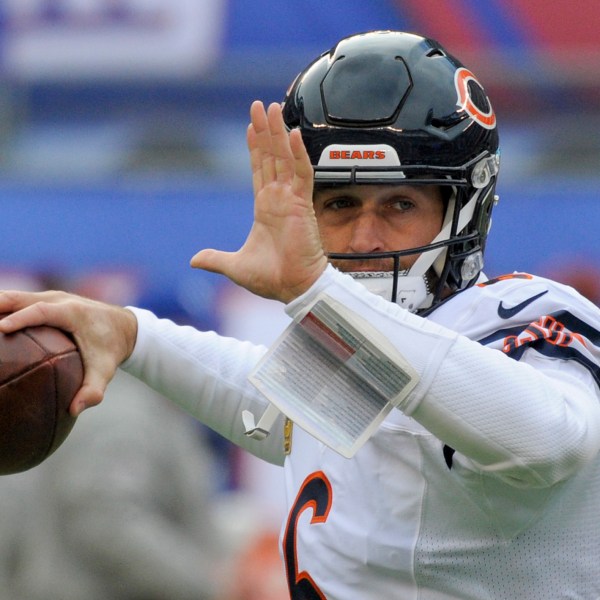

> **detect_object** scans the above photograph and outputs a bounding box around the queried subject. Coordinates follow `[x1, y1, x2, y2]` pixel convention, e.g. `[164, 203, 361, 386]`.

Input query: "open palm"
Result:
[190, 101, 327, 303]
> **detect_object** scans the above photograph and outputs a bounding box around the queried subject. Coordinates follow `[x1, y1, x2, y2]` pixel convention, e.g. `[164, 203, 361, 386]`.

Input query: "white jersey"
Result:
[123, 266, 600, 600]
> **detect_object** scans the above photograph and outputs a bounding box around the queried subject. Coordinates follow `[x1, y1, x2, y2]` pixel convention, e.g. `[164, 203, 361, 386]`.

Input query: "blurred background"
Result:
[0, 0, 598, 318]
[0, 1, 598, 598]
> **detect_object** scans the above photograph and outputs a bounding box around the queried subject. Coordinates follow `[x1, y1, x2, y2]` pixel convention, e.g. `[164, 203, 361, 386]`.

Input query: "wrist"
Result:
[280, 258, 329, 304]
[120, 307, 139, 364]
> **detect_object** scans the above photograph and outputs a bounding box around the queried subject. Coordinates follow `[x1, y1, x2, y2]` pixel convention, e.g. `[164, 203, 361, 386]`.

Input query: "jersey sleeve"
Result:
[286, 266, 600, 488]
[477, 294, 600, 391]
[120, 308, 287, 466]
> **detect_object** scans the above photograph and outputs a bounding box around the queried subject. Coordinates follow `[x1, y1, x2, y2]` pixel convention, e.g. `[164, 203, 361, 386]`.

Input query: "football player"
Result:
[1, 31, 600, 599]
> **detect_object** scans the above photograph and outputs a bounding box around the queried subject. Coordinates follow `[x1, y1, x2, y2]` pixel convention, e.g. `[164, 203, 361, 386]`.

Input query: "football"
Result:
[0, 324, 83, 475]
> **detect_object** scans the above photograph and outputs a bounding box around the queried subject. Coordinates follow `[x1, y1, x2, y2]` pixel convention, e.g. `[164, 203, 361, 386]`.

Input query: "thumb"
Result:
[69, 380, 105, 417]
[190, 248, 235, 275]
[69, 358, 117, 416]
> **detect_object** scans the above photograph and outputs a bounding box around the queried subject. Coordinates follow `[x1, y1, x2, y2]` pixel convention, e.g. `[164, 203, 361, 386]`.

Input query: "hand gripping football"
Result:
[0, 325, 83, 475]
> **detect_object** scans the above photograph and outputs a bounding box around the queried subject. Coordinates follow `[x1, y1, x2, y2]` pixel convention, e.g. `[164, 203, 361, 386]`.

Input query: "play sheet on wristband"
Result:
[249, 294, 419, 458]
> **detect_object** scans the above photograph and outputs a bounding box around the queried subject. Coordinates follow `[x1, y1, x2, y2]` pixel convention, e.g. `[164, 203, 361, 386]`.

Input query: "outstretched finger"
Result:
[249, 100, 277, 185]
[266, 102, 295, 183]
[247, 123, 263, 196]
[289, 128, 314, 200]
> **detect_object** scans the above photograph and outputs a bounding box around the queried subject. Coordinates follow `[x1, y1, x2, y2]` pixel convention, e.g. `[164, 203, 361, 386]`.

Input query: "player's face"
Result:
[313, 184, 445, 272]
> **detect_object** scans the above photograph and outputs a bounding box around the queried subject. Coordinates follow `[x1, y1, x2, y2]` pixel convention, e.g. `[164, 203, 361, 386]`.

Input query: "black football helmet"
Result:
[282, 30, 500, 313]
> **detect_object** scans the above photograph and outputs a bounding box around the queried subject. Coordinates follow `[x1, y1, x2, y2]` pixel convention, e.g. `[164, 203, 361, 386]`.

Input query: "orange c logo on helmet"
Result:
[454, 67, 496, 130]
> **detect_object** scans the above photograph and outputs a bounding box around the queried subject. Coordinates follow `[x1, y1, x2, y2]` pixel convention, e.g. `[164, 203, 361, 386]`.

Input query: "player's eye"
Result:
[323, 197, 356, 211]
[389, 198, 415, 212]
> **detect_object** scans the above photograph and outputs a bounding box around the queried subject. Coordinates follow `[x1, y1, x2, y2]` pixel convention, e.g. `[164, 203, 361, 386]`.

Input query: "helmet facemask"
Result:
[324, 157, 498, 313]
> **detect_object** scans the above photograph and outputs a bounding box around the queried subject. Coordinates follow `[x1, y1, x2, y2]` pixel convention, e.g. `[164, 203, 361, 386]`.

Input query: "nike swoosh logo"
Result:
[497, 290, 548, 319]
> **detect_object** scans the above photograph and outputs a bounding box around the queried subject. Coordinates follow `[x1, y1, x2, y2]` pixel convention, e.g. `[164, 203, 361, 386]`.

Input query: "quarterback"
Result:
[1, 31, 600, 599]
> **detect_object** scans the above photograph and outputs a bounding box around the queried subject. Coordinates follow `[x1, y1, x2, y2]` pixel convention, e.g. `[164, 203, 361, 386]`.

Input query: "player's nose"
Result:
[348, 210, 386, 253]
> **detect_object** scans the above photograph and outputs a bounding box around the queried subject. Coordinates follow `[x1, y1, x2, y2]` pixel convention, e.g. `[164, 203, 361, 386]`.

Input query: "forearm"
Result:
[287, 266, 600, 486]
[121, 309, 286, 465]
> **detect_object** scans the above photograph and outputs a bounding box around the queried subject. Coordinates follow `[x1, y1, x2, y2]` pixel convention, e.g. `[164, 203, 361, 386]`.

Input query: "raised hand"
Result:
[0, 290, 138, 416]
[190, 101, 328, 303]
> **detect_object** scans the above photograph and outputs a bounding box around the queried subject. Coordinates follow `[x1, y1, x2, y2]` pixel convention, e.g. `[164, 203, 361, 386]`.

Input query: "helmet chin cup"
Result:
[350, 272, 430, 313]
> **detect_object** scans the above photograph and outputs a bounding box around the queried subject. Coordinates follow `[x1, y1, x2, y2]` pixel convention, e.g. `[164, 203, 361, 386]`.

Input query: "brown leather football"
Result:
[0, 325, 83, 475]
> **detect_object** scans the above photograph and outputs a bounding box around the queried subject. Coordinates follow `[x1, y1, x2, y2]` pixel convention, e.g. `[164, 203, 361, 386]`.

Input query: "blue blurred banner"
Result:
[0, 177, 597, 308]
[0, 1, 597, 313]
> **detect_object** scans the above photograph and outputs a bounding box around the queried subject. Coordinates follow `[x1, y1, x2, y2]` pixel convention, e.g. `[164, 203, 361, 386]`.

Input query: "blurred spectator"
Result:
[216, 281, 291, 528]
[0, 369, 226, 600]
[0, 270, 228, 600]
[219, 530, 288, 600]
[0, 472, 30, 600]
[213, 282, 292, 600]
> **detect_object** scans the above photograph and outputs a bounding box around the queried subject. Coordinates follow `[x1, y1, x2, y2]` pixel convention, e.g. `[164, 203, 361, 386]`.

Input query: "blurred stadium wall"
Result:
[0, 0, 598, 320]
